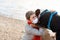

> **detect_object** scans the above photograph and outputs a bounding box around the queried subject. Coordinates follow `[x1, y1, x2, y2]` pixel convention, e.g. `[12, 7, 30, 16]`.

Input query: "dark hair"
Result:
[25, 11, 35, 20]
[35, 9, 40, 17]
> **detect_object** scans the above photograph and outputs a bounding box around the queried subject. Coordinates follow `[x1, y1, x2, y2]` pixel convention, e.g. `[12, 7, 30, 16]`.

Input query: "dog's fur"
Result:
[36, 11, 60, 40]
[41, 28, 56, 40]
[35, 10, 60, 40]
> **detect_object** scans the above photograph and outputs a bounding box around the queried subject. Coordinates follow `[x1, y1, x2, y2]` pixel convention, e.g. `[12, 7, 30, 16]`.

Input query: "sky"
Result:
[0, 0, 60, 20]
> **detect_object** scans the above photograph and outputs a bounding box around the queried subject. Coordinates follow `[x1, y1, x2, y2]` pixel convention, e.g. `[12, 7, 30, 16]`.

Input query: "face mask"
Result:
[32, 18, 38, 24]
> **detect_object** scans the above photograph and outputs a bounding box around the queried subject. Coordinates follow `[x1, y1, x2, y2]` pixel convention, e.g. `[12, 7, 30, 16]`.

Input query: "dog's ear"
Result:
[35, 9, 40, 17]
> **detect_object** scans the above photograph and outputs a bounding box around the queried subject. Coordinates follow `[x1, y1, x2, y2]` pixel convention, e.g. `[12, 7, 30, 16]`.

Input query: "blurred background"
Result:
[0, 0, 60, 20]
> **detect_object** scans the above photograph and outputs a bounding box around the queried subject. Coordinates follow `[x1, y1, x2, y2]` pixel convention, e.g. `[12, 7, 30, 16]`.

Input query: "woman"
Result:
[22, 11, 44, 40]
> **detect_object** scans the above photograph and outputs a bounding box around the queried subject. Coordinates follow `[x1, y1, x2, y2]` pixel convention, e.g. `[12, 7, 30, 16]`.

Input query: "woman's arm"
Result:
[25, 24, 44, 36]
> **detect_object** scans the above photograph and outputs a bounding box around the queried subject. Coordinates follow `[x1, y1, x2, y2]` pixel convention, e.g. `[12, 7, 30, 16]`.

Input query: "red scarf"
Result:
[27, 21, 42, 40]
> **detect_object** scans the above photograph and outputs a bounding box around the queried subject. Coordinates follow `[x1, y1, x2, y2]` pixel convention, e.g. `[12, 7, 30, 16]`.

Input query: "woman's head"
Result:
[25, 11, 38, 24]
[35, 9, 40, 17]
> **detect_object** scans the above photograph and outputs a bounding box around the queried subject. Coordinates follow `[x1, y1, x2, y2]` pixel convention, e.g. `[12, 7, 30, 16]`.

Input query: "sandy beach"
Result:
[0, 16, 26, 40]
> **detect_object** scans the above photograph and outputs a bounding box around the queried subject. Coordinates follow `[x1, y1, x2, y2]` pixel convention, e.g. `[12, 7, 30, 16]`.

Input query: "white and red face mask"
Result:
[28, 18, 38, 25]
[32, 18, 38, 24]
